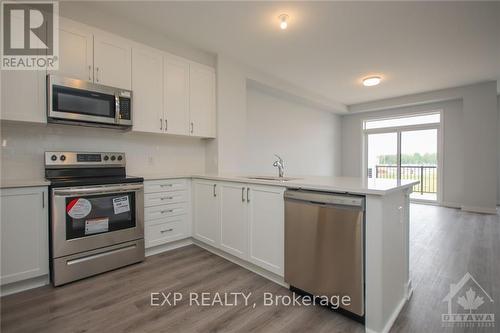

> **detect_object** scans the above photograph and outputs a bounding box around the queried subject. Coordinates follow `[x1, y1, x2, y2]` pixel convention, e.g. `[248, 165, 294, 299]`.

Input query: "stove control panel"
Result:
[45, 152, 126, 168]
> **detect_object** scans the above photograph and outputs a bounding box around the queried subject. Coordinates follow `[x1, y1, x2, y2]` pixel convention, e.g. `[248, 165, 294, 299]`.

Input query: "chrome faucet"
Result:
[273, 154, 285, 178]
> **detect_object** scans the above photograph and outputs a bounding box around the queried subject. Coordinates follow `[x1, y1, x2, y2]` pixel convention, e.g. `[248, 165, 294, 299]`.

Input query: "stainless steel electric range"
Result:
[45, 151, 145, 286]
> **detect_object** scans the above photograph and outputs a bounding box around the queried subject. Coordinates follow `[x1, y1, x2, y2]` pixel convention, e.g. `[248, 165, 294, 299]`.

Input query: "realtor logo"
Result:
[1, 1, 58, 70]
[442, 272, 495, 328]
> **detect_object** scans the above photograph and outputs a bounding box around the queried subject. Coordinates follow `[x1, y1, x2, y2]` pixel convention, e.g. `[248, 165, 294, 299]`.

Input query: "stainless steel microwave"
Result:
[47, 75, 132, 129]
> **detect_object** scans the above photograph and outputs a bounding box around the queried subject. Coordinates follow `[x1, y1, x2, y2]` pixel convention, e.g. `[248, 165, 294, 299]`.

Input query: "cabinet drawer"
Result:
[145, 216, 188, 248]
[145, 179, 187, 193]
[145, 190, 188, 207]
[145, 203, 188, 221]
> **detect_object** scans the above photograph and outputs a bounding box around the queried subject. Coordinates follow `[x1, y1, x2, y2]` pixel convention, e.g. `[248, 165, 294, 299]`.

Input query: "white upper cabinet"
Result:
[189, 63, 216, 138]
[164, 55, 190, 135]
[1, 70, 46, 123]
[1, 13, 46, 123]
[132, 45, 163, 133]
[56, 18, 93, 81]
[1, 187, 49, 286]
[219, 182, 248, 259]
[1, 17, 216, 137]
[93, 33, 132, 90]
[193, 180, 220, 247]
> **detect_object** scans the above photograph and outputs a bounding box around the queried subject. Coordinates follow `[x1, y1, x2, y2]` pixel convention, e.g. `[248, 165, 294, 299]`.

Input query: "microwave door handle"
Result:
[115, 96, 120, 123]
[53, 184, 143, 196]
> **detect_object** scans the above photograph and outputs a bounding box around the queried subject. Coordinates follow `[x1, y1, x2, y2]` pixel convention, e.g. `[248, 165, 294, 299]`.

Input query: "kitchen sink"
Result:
[245, 176, 300, 181]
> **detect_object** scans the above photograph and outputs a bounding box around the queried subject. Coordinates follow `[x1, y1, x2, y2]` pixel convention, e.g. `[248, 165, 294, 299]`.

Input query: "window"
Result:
[364, 113, 440, 130]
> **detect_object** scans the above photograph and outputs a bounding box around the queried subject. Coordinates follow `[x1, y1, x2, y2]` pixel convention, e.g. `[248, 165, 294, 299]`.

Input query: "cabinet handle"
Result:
[247, 187, 250, 202]
[95, 67, 99, 82]
[161, 209, 173, 214]
[160, 118, 163, 130]
[160, 196, 173, 200]
[242, 187, 245, 202]
[88, 65, 92, 81]
[165, 119, 168, 131]
[213, 184, 217, 197]
[160, 184, 173, 187]
[190, 122, 194, 134]
[42, 191, 45, 208]
[160, 228, 174, 233]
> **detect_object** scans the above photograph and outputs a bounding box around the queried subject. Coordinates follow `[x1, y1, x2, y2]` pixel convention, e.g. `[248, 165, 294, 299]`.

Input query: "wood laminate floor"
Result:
[1, 204, 499, 333]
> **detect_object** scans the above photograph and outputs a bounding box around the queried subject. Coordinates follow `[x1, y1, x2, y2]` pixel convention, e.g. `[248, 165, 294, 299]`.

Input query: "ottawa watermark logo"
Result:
[442, 272, 495, 328]
[1, 1, 59, 70]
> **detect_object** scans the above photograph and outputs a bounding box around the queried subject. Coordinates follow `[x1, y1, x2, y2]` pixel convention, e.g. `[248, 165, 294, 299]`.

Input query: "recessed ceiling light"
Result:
[279, 14, 289, 30]
[363, 76, 382, 87]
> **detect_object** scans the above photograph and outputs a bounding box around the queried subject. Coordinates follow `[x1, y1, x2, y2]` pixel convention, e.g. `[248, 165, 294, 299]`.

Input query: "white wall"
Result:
[209, 56, 341, 176]
[0, 123, 206, 181]
[342, 81, 498, 213]
[246, 87, 341, 176]
[342, 99, 463, 206]
[498, 95, 500, 205]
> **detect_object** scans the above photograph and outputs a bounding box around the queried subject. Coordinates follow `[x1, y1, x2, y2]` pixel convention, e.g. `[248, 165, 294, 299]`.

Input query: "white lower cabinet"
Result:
[0, 187, 49, 286]
[193, 180, 220, 247]
[219, 182, 248, 259]
[247, 185, 285, 276]
[192, 179, 285, 276]
[144, 179, 190, 249]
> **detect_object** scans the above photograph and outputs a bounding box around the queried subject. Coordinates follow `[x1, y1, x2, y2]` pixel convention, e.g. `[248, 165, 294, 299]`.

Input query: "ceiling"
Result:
[88, 1, 500, 105]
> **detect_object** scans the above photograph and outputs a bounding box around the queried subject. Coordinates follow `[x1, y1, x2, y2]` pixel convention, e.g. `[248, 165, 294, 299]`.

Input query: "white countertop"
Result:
[191, 174, 418, 196]
[0, 179, 50, 189]
[1, 174, 418, 195]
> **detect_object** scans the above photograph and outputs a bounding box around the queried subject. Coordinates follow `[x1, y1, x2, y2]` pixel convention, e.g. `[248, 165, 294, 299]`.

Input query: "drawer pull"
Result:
[160, 196, 174, 200]
[161, 209, 174, 214]
[160, 184, 173, 187]
[160, 228, 174, 233]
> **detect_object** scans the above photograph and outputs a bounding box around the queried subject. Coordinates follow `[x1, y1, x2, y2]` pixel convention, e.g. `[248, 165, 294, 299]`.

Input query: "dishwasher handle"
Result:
[284, 190, 364, 208]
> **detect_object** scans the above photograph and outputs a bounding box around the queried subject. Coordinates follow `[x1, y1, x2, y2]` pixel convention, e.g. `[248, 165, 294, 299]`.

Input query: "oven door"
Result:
[51, 183, 144, 258]
[47, 76, 119, 125]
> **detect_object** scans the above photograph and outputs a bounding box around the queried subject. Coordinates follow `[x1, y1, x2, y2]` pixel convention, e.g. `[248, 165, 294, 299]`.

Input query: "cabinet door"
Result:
[219, 182, 248, 259]
[1, 70, 46, 123]
[94, 33, 132, 90]
[1, 11, 46, 123]
[164, 55, 189, 135]
[189, 63, 216, 138]
[55, 18, 93, 81]
[193, 181, 220, 247]
[248, 185, 285, 276]
[0, 187, 49, 285]
[132, 46, 163, 133]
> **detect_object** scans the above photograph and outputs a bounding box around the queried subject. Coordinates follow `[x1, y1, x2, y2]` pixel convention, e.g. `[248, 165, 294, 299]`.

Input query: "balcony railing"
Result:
[373, 165, 437, 194]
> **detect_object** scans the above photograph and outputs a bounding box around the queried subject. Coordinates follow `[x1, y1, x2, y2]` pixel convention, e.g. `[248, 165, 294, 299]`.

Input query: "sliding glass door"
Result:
[365, 113, 441, 202]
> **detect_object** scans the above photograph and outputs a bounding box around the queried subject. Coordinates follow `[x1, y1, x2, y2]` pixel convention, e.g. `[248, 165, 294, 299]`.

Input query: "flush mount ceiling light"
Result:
[362, 76, 382, 87]
[278, 14, 289, 30]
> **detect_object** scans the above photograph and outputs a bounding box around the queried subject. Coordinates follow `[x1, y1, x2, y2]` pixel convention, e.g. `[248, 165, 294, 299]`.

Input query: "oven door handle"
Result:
[53, 183, 143, 196]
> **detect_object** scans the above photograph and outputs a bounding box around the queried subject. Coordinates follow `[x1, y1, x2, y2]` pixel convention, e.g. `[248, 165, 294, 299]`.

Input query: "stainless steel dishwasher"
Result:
[284, 190, 365, 319]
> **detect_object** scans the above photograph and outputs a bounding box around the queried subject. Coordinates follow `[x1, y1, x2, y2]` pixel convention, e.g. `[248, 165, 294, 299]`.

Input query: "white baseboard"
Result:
[405, 279, 413, 300]
[440, 201, 462, 209]
[1, 275, 49, 297]
[193, 239, 287, 288]
[366, 296, 407, 333]
[145, 238, 193, 257]
[461, 205, 498, 215]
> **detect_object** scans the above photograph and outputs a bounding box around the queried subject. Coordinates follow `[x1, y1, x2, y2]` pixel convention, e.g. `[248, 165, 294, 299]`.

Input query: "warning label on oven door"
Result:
[85, 218, 109, 235]
[67, 198, 92, 219]
[113, 196, 130, 214]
